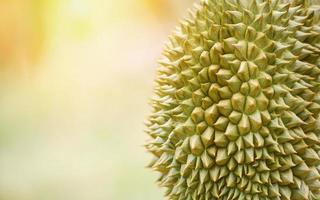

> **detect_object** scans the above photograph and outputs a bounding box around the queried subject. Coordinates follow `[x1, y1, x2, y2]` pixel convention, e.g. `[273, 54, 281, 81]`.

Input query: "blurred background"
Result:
[0, 0, 194, 199]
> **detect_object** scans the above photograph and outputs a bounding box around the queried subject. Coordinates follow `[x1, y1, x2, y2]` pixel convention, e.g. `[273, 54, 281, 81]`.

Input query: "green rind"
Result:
[146, 0, 320, 199]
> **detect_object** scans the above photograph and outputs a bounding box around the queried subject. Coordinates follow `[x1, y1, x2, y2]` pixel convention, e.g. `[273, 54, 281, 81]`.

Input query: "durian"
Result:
[146, 0, 320, 199]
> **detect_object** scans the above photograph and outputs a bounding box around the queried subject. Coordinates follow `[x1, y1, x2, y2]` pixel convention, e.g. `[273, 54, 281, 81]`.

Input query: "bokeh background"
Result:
[0, 0, 195, 199]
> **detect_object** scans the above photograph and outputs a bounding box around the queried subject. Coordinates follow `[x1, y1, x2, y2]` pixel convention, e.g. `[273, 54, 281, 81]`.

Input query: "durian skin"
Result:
[146, 0, 320, 199]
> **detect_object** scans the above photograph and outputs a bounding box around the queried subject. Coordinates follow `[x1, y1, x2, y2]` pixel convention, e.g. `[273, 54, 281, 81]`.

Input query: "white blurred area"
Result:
[0, 0, 194, 199]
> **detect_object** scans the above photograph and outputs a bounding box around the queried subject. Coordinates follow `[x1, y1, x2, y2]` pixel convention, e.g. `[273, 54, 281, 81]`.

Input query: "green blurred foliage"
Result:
[0, 0, 194, 200]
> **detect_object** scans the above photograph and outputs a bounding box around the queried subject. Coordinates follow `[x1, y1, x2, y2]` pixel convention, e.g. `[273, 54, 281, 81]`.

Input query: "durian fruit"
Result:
[146, 0, 320, 199]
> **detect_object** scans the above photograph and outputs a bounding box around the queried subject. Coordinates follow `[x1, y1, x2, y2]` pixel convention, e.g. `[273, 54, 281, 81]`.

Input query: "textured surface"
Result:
[146, 0, 320, 199]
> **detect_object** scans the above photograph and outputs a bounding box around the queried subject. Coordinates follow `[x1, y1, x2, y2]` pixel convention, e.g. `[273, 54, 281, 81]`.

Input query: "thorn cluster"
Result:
[146, 0, 320, 199]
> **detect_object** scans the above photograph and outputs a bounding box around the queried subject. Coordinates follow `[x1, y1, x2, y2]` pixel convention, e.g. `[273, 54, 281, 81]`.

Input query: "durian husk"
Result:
[146, 0, 320, 199]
